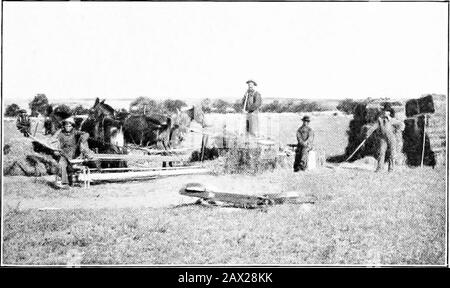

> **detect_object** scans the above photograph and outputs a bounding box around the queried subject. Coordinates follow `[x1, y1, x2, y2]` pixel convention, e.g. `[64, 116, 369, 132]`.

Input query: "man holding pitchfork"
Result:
[241, 79, 262, 137]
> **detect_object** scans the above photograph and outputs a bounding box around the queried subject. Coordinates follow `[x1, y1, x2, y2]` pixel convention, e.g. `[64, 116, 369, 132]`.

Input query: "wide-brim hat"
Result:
[18, 109, 27, 113]
[382, 102, 393, 111]
[246, 80, 257, 86]
[62, 116, 75, 125]
[302, 116, 311, 122]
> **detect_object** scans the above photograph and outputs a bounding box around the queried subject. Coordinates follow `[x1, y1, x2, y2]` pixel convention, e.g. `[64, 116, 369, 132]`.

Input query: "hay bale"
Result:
[406, 94, 445, 117]
[405, 99, 420, 117]
[403, 116, 436, 167]
[402, 94, 446, 167]
[418, 95, 435, 114]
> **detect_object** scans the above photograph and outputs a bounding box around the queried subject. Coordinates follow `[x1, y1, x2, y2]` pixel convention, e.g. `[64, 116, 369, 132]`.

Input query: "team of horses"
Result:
[44, 98, 205, 155]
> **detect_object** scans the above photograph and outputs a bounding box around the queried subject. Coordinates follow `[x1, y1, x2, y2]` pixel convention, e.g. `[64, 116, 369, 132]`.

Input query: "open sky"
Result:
[2, 2, 448, 106]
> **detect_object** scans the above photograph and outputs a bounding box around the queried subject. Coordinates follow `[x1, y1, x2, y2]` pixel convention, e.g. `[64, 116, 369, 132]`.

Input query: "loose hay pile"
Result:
[3, 136, 59, 176]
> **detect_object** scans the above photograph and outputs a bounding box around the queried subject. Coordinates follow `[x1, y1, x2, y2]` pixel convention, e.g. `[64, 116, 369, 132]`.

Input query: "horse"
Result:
[80, 98, 127, 168]
[80, 98, 125, 154]
[122, 105, 204, 150]
[123, 113, 174, 149]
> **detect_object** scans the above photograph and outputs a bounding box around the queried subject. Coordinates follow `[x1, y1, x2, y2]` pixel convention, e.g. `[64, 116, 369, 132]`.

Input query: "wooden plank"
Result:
[70, 153, 190, 164]
[125, 146, 195, 155]
[87, 165, 204, 172]
[79, 168, 210, 182]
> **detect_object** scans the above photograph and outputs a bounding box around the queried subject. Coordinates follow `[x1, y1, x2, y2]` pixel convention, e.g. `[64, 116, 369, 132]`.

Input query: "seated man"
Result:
[51, 117, 93, 188]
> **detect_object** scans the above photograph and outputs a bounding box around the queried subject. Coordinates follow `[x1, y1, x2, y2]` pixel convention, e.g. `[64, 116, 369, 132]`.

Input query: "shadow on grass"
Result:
[326, 154, 348, 163]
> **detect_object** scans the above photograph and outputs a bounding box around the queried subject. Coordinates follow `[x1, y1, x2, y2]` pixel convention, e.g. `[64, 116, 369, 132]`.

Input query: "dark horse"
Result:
[80, 98, 127, 168]
[123, 105, 205, 150]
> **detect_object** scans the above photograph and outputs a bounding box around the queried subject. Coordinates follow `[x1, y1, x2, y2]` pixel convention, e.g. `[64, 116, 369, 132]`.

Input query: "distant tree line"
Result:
[4, 94, 92, 117]
[199, 98, 332, 113]
[129, 97, 188, 115]
[259, 100, 329, 113]
[5, 93, 361, 118]
[4, 94, 192, 118]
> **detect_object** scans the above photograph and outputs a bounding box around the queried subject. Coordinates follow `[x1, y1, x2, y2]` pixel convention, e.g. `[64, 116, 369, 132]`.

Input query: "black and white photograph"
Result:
[1, 0, 448, 268]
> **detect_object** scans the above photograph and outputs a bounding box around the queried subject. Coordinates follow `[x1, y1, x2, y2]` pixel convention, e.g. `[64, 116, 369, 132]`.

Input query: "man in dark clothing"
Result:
[293, 116, 314, 172]
[365, 107, 404, 172]
[16, 109, 31, 137]
[242, 80, 262, 137]
[51, 117, 92, 188]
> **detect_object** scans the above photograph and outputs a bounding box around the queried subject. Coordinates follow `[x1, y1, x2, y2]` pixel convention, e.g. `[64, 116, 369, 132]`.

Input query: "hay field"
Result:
[205, 112, 351, 157]
[1, 113, 447, 265]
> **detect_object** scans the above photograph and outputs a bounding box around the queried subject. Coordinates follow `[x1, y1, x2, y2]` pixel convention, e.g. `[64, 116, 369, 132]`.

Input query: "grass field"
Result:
[2, 113, 447, 265]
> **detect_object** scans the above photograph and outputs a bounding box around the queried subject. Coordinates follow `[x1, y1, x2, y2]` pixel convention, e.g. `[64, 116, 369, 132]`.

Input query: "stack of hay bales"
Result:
[344, 98, 405, 163]
[403, 94, 446, 167]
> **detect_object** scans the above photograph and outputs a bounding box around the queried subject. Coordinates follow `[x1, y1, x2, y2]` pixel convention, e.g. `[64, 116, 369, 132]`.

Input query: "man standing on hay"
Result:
[51, 117, 93, 188]
[364, 104, 404, 172]
[242, 79, 262, 137]
[294, 116, 314, 172]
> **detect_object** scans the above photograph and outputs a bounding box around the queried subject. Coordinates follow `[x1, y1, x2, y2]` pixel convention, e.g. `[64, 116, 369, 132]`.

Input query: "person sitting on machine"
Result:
[51, 116, 93, 188]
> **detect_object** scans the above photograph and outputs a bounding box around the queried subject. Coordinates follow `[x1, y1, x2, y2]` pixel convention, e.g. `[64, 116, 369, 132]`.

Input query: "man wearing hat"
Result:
[51, 116, 92, 188]
[241, 80, 262, 137]
[364, 104, 404, 172]
[16, 109, 31, 137]
[293, 115, 315, 172]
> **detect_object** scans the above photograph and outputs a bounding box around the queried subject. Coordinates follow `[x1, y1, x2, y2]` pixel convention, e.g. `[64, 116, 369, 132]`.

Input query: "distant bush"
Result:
[29, 94, 49, 117]
[162, 99, 187, 114]
[200, 98, 212, 113]
[212, 99, 231, 113]
[53, 104, 72, 117]
[261, 100, 328, 113]
[129, 97, 187, 115]
[5, 104, 21, 117]
[72, 105, 90, 115]
[337, 99, 360, 115]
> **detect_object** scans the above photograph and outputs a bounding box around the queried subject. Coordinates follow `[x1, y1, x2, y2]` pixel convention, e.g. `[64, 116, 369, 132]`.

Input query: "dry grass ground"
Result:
[2, 114, 447, 265]
[2, 166, 446, 265]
